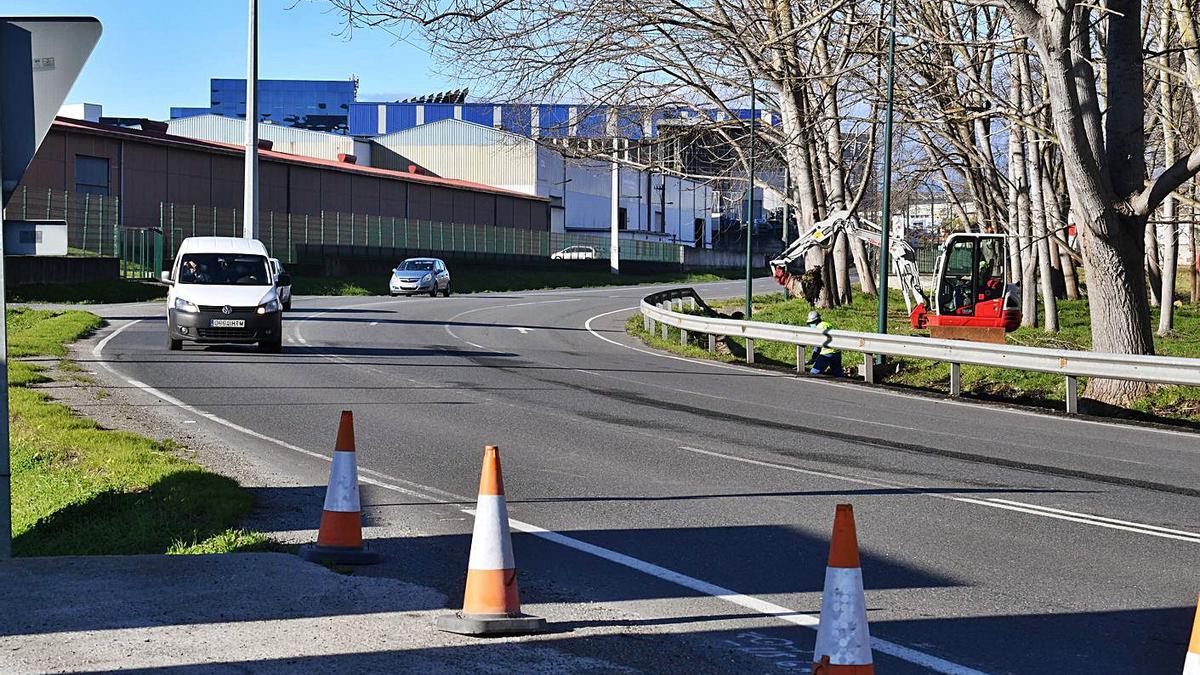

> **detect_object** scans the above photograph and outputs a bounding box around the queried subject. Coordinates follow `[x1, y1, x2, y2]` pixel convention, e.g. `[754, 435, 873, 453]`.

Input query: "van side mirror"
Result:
[161, 270, 173, 284]
[278, 273, 292, 286]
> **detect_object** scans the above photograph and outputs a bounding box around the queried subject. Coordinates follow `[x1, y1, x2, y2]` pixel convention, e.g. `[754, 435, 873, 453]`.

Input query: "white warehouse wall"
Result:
[371, 119, 715, 245]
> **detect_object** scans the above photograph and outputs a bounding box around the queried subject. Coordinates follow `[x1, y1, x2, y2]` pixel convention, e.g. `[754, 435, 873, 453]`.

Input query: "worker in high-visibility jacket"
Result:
[805, 310, 842, 376]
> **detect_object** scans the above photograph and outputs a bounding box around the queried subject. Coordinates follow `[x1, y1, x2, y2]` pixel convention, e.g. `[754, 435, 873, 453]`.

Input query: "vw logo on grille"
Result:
[221, 305, 232, 315]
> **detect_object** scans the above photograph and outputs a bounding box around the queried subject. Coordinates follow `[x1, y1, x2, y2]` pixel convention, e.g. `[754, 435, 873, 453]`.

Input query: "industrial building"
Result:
[171, 78, 358, 134]
[10, 115, 550, 236]
[166, 114, 375, 166]
[371, 119, 716, 246]
[348, 100, 773, 140]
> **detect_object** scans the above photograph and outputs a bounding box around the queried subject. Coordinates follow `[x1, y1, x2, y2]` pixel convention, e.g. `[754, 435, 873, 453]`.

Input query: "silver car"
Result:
[269, 257, 292, 310]
[389, 258, 451, 297]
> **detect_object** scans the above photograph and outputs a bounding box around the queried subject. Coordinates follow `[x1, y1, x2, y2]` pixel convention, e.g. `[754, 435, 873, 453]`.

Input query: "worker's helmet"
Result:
[806, 310, 821, 325]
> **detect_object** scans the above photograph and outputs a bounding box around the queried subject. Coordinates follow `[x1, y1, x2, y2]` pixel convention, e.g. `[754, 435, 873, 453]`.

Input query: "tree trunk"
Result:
[834, 231, 852, 304]
[1027, 133, 1059, 331]
[1158, 9, 1178, 334]
[1145, 219, 1162, 307]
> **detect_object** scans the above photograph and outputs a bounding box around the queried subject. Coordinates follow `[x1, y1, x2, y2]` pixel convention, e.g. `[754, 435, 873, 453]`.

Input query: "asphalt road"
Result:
[85, 278, 1199, 673]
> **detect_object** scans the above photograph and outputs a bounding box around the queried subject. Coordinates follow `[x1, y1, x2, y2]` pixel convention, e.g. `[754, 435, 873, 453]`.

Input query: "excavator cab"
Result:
[914, 233, 1021, 341]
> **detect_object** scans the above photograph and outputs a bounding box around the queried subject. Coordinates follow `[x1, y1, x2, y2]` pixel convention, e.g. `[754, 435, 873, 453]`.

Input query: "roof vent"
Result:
[407, 164, 421, 174]
[257, 139, 273, 151]
[337, 153, 357, 164]
[139, 120, 168, 133]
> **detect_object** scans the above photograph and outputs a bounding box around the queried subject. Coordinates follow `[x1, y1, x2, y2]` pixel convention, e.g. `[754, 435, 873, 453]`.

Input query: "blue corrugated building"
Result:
[171, 79, 357, 134]
[348, 102, 771, 139]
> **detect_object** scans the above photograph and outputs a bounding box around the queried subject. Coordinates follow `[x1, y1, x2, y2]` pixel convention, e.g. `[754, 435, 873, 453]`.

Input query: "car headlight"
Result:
[256, 299, 281, 315]
[422, 273, 432, 282]
[174, 297, 199, 313]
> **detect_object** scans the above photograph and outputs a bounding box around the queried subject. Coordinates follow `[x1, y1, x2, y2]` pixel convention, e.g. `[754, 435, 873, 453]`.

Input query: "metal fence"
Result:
[4, 188, 695, 268]
[641, 287, 1200, 414]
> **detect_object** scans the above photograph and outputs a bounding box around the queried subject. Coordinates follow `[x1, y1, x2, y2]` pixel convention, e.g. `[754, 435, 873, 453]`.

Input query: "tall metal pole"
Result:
[242, 0, 259, 240]
[876, 0, 897, 336]
[744, 81, 756, 319]
[610, 138, 620, 274]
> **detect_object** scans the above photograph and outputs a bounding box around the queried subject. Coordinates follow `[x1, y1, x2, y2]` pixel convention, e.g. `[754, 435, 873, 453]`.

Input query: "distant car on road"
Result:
[551, 245, 597, 260]
[390, 257, 451, 297]
[269, 258, 292, 310]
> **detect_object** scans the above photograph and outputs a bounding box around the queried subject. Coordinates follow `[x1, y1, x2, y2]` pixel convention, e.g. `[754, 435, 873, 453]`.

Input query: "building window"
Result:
[74, 155, 110, 196]
[618, 207, 628, 230]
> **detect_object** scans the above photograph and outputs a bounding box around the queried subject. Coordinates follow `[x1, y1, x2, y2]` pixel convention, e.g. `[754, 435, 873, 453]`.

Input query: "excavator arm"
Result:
[769, 209, 928, 313]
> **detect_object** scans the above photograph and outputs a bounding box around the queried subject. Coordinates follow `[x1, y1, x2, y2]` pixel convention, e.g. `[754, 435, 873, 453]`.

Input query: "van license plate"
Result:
[210, 319, 245, 328]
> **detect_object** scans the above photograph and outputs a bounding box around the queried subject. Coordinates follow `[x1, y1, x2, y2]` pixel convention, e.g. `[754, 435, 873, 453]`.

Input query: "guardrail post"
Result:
[688, 297, 696, 310]
[680, 328, 688, 346]
[1065, 376, 1079, 414]
[796, 345, 804, 374]
[644, 315, 652, 332]
[863, 354, 876, 384]
[949, 363, 962, 397]
[661, 323, 668, 340]
[745, 338, 754, 364]
[708, 334, 716, 353]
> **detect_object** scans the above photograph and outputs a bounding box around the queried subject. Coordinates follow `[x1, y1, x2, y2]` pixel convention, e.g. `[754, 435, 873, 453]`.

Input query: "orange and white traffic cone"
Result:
[299, 411, 379, 565]
[437, 445, 547, 636]
[812, 504, 874, 674]
[1184, 595, 1200, 674]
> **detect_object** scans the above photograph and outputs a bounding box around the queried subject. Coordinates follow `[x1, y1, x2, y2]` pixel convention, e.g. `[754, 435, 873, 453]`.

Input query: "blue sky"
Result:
[10, 0, 445, 118]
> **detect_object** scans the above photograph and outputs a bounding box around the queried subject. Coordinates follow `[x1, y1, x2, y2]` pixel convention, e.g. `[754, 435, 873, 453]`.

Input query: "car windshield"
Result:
[399, 260, 436, 271]
[178, 253, 271, 286]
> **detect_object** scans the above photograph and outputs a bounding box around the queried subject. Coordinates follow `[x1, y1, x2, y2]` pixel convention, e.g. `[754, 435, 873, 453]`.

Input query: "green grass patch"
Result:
[630, 284, 1200, 424]
[8, 279, 167, 304]
[294, 266, 756, 296]
[8, 308, 270, 556]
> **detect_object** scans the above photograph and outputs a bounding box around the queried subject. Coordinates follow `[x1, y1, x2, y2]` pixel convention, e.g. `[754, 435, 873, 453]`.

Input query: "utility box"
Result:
[4, 220, 68, 256]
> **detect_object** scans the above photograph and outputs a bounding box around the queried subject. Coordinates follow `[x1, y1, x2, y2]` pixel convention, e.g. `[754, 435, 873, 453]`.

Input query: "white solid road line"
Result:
[91, 315, 987, 675]
[676, 445, 1200, 544]
[433, 300, 1200, 542]
[583, 305, 1200, 442]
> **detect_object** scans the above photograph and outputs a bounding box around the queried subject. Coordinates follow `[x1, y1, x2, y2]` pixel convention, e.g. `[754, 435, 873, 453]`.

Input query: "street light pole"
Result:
[744, 80, 756, 320]
[242, 0, 259, 240]
[876, 0, 897, 337]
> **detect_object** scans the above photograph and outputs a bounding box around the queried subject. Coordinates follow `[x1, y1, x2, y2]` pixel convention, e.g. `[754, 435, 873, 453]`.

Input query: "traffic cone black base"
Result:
[435, 612, 548, 636]
[298, 543, 380, 566]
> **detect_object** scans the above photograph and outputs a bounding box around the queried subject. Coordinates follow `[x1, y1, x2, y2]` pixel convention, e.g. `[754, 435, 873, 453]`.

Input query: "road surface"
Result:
[82, 279, 1199, 673]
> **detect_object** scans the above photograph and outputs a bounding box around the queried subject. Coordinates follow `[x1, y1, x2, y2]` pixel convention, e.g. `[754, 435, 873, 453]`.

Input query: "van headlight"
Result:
[174, 298, 199, 313]
[257, 299, 281, 315]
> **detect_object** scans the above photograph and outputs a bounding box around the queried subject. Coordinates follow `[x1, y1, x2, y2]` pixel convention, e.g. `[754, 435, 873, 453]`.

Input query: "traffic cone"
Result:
[299, 411, 379, 565]
[436, 445, 547, 636]
[812, 504, 874, 674]
[1184, 595, 1200, 674]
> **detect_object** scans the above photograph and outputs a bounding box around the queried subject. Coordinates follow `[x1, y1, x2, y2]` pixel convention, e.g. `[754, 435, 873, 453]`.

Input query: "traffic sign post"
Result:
[0, 16, 100, 559]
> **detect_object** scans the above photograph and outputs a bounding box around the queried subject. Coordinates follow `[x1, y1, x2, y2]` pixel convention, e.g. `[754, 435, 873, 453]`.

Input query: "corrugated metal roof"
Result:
[372, 119, 538, 193]
[166, 114, 360, 164]
[52, 117, 548, 202]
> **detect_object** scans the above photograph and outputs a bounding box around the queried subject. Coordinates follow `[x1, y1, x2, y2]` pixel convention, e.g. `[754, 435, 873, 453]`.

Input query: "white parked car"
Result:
[163, 237, 288, 353]
[269, 257, 292, 310]
[551, 245, 597, 260]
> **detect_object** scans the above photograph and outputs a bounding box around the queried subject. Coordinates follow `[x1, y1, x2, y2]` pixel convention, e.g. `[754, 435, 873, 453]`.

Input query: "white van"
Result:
[163, 237, 289, 353]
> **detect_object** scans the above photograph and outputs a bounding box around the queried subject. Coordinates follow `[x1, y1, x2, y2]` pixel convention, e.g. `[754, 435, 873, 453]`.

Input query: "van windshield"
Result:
[178, 254, 271, 286]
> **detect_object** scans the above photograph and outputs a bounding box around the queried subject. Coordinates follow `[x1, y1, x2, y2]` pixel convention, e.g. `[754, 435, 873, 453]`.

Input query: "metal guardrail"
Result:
[641, 288, 1200, 414]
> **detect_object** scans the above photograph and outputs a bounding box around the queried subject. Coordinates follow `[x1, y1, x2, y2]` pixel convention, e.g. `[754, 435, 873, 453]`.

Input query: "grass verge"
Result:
[628, 284, 1200, 425]
[9, 307, 275, 556]
[294, 267, 756, 296]
[8, 279, 168, 304]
